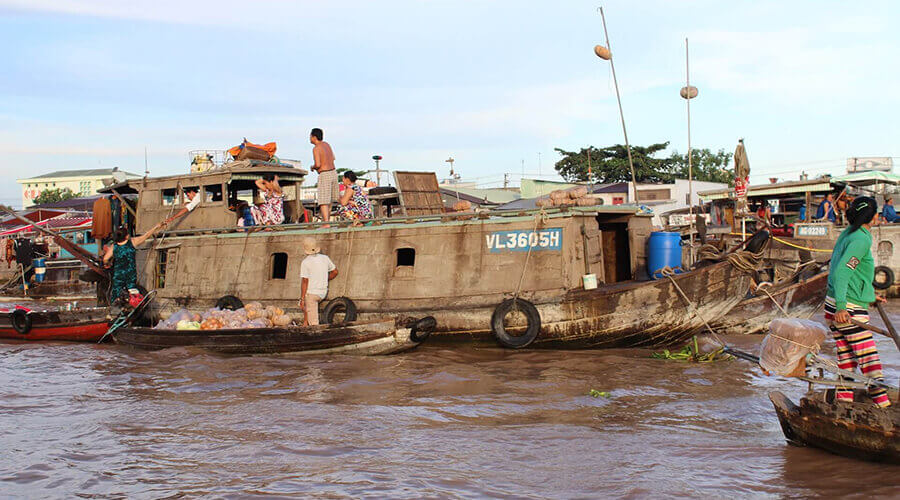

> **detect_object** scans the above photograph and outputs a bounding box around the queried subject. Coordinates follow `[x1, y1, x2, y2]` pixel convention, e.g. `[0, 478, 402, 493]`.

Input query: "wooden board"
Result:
[393, 171, 444, 216]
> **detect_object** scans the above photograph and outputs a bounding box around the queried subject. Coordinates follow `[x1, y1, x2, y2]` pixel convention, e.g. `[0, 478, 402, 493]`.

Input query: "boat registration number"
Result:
[486, 228, 562, 253]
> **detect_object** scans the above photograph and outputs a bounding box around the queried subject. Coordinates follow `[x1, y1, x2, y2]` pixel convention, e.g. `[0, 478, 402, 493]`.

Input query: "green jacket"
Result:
[826, 226, 875, 310]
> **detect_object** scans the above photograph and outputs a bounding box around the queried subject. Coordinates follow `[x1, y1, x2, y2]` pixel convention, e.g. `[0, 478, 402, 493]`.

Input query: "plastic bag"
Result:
[759, 318, 829, 376]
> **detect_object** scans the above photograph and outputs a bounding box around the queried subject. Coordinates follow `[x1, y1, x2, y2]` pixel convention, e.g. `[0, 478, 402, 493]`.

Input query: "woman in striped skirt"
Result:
[824, 196, 891, 408]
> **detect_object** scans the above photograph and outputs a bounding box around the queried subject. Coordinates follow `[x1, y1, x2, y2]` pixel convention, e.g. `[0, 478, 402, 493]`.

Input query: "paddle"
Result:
[874, 302, 900, 352]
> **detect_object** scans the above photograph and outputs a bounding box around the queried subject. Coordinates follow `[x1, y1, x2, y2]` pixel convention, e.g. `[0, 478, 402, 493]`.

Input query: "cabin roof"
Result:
[19, 168, 142, 181]
[97, 164, 307, 193]
[698, 178, 834, 201]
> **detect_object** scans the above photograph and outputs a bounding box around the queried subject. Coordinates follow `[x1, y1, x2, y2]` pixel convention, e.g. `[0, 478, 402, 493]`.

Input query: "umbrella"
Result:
[733, 139, 750, 215]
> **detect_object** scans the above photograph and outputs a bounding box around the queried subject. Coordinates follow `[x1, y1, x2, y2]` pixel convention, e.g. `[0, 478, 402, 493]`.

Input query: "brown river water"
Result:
[1, 307, 899, 498]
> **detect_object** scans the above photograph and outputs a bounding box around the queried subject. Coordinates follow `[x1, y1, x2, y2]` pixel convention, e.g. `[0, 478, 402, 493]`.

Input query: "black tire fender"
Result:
[323, 297, 358, 325]
[409, 316, 436, 343]
[873, 266, 894, 290]
[490, 298, 541, 349]
[11, 309, 32, 335]
[216, 295, 244, 311]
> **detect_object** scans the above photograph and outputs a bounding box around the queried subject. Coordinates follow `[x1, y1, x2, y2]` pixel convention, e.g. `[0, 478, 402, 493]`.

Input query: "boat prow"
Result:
[769, 390, 900, 464]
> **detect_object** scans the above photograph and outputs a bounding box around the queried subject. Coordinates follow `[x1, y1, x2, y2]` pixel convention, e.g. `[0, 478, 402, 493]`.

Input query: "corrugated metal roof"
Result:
[19, 168, 142, 180]
[699, 178, 833, 201]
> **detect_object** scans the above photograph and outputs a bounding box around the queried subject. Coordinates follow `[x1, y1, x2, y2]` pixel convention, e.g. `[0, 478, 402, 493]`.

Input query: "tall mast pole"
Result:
[686, 38, 694, 263]
[598, 7, 639, 204]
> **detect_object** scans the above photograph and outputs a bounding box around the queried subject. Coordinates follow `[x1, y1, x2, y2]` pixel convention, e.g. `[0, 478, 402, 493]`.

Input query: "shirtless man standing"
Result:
[310, 128, 338, 223]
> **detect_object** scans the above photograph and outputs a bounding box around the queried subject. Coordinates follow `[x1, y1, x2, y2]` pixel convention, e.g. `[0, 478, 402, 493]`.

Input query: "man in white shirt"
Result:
[165, 188, 201, 225]
[299, 237, 338, 325]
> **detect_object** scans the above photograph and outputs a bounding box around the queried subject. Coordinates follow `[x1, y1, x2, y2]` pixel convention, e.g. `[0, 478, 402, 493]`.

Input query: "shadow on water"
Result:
[0, 305, 898, 497]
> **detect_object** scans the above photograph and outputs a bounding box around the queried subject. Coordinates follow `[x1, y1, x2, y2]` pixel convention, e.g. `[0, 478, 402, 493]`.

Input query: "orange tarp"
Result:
[228, 140, 277, 157]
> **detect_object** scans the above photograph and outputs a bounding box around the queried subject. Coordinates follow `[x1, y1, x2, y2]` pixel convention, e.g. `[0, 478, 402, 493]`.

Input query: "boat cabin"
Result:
[101, 164, 308, 234]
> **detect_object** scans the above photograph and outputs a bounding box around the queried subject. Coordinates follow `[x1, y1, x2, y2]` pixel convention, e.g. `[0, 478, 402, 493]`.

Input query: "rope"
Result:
[758, 285, 788, 316]
[660, 267, 726, 348]
[340, 230, 355, 297]
[696, 243, 765, 274]
[726, 232, 832, 253]
[512, 210, 547, 300]
[768, 333, 820, 353]
[772, 236, 833, 253]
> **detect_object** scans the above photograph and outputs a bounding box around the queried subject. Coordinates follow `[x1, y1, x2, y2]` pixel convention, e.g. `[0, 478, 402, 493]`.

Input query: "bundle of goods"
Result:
[227, 138, 277, 162]
[535, 185, 597, 208]
[452, 200, 472, 212]
[155, 302, 293, 331]
[191, 153, 215, 173]
[758, 318, 828, 377]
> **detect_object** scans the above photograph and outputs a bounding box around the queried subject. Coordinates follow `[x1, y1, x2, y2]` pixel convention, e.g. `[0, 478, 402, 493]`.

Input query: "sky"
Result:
[1, 0, 898, 207]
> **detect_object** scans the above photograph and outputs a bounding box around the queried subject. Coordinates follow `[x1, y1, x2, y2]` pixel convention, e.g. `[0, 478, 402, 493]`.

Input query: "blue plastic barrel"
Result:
[33, 258, 46, 283]
[647, 232, 683, 280]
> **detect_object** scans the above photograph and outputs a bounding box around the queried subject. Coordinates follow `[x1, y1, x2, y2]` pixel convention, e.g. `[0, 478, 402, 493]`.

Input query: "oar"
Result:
[848, 317, 900, 345]
[874, 302, 900, 352]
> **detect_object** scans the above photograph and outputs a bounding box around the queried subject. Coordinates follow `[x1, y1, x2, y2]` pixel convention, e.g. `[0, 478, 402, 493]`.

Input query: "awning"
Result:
[832, 171, 900, 186]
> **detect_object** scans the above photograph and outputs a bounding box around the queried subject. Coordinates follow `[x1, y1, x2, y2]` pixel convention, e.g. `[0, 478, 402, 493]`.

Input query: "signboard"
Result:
[847, 157, 893, 173]
[486, 228, 562, 253]
[794, 223, 832, 239]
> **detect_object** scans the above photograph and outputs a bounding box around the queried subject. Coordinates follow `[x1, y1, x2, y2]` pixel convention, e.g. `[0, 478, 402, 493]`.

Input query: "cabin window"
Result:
[182, 186, 200, 204]
[612, 197, 624, 205]
[271, 252, 288, 280]
[204, 183, 224, 203]
[161, 188, 177, 206]
[397, 248, 415, 267]
[228, 180, 256, 206]
[155, 249, 173, 288]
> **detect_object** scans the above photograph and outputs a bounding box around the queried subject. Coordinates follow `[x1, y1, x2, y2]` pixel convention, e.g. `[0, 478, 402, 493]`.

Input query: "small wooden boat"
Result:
[770, 390, 900, 464]
[113, 317, 433, 355]
[0, 306, 109, 342]
[711, 269, 828, 335]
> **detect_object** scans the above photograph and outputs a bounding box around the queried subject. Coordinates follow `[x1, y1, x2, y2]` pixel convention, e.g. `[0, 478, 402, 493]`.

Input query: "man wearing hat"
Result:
[299, 237, 338, 326]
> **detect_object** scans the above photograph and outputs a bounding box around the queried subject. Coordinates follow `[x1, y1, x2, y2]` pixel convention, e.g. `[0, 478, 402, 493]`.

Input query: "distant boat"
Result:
[0, 306, 108, 342]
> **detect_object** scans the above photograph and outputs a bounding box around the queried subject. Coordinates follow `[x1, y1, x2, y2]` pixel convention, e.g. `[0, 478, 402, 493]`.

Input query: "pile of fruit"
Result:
[535, 186, 598, 208]
[155, 302, 294, 330]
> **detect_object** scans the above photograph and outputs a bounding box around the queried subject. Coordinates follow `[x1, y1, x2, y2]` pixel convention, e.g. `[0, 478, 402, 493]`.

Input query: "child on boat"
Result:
[824, 196, 891, 408]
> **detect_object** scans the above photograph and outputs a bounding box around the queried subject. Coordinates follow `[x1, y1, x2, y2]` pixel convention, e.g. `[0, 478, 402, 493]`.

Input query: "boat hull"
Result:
[0, 307, 109, 342]
[711, 270, 828, 335]
[113, 320, 422, 355]
[769, 391, 900, 464]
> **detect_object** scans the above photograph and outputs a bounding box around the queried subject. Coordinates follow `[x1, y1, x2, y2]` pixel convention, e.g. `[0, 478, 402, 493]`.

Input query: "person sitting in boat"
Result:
[164, 188, 201, 225]
[299, 238, 338, 326]
[815, 193, 836, 223]
[338, 171, 373, 222]
[824, 196, 891, 408]
[233, 200, 255, 227]
[102, 224, 165, 304]
[882, 196, 898, 223]
[251, 174, 285, 225]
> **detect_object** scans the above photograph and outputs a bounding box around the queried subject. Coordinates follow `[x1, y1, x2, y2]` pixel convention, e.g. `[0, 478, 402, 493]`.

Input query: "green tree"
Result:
[32, 188, 77, 205]
[668, 148, 734, 186]
[554, 142, 675, 184]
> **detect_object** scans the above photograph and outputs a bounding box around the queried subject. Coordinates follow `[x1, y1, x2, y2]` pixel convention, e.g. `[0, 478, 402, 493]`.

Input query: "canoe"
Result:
[711, 269, 828, 335]
[113, 318, 432, 355]
[0, 306, 109, 342]
[770, 390, 900, 464]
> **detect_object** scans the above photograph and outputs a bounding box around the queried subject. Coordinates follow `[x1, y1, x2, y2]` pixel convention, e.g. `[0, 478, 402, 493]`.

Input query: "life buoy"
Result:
[216, 295, 244, 311]
[490, 298, 541, 349]
[873, 266, 894, 290]
[409, 316, 436, 343]
[11, 309, 32, 334]
[323, 297, 358, 325]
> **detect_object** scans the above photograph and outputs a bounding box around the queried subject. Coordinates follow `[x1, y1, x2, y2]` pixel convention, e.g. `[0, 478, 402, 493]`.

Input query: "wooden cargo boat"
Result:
[0, 306, 109, 342]
[113, 318, 431, 355]
[770, 390, 900, 464]
[101, 165, 753, 349]
[711, 268, 828, 335]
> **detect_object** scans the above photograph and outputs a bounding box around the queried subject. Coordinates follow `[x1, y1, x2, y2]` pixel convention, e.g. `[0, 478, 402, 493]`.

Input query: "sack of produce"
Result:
[272, 314, 292, 326]
[759, 318, 828, 377]
[535, 198, 553, 208]
[567, 186, 588, 199]
[549, 190, 569, 203]
[576, 197, 597, 206]
[176, 320, 202, 331]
